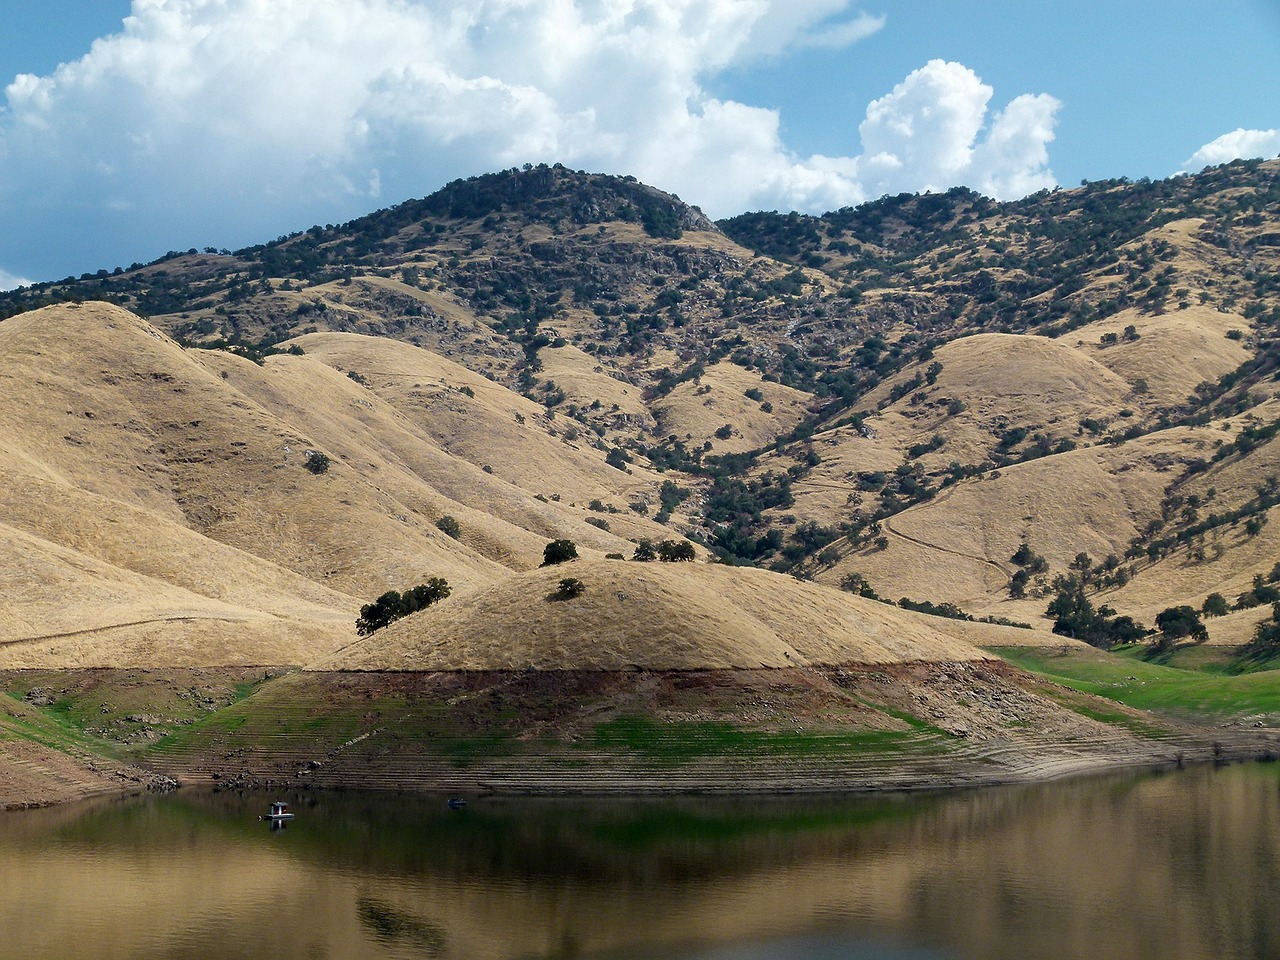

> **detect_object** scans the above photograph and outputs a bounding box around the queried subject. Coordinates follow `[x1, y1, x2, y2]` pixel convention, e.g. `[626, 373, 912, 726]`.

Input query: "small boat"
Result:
[447, 797, 467, 810]
[260, 801, 295, 821]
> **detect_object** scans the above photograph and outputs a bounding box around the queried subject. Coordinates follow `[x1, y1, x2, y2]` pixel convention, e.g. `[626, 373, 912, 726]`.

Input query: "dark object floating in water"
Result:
[447, 798, 467, 809]
[260, 801, 296, 821]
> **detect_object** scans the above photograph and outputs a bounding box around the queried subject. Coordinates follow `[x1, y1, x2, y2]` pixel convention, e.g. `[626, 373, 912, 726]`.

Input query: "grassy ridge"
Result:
[990, 646, 1280, 722]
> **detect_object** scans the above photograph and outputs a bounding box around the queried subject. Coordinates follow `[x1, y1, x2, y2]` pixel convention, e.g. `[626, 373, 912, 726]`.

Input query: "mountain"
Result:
[4, 160, 1279, 635]
[3, 160, 1280, 804]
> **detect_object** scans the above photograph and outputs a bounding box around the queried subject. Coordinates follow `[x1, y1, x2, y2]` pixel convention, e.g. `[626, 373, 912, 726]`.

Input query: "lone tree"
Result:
[1009, 569, 1030, 599]
[303, 450, 331, 474]
[1155, 605, 1208, 649]
[1201, 593, 1230, 618]
[657, 539, 696, 562]
[556, 577, 586, 599]
[541, 539, 578, 566]
[355, 577, 451, 636]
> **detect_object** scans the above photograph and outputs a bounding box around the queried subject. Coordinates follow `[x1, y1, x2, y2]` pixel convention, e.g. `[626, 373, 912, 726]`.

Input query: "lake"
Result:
[2, 762, 1279, 960]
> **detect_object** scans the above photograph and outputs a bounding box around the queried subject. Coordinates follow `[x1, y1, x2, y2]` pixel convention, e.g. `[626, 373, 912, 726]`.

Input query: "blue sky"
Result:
[1, 1, 1278, 287]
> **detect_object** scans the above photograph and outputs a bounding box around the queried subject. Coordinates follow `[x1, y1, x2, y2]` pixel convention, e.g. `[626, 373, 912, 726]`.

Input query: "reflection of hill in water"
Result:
[3, 766, 1280, 960]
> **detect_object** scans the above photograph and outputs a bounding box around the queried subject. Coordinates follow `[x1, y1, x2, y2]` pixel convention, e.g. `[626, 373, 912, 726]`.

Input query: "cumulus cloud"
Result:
[0, 268, 32, 291]
[0, 1, 1061, 280]
[1184, 128, 1280, 171]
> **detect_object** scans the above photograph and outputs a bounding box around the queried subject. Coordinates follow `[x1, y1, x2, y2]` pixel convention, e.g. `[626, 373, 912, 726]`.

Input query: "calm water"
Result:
[3, 764, 1280, 960]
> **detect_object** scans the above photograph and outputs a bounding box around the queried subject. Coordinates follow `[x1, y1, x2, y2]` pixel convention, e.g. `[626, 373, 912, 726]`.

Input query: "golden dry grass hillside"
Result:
[1066, 306, 1253, 408]
[651, 361, 813, 453]
[319, 558, 1030, 672]
[761, 329, 1158, 537]
[286, 331, 669, 508]
[0, 303, 698, 668]
[2, 162, 1278, 665]
[857, 333, 1139, 463]
[6, 166, 1280, 809]
[820, 427, 1220, 607]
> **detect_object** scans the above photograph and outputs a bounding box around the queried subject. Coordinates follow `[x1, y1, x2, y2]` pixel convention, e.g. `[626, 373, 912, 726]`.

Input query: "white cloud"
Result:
[0, 1, 1061, 280]
[1184, 128, 1280, 171]
[0, 268, 32, 291]
[851, 60, 1059, 201]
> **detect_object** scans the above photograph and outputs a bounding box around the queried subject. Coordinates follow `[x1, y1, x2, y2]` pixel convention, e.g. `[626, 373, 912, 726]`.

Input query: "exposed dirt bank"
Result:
[4, 663, 1279, 809]
[0, 740, 173, 811]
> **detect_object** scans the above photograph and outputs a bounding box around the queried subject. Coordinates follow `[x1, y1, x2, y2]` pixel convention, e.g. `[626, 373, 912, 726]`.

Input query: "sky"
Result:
[1, 0, 1278, 288]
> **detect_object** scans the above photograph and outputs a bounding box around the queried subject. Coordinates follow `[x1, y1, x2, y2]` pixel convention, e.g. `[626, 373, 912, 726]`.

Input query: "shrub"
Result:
[906, 434, 944, 459]
[658, 480, 691, 512]
[899, 597, 972, 621]
[556, 577, 586, 599]
[839, 573, 882, 600]
[585, 516, 610, 531]
[1247, 604, 1280, 652]
[1009, 569, 1030, 599]
[541, 539, 578, 566]
[714, 424, 733, 440]
[435, 515, 461, 540]
[303, 450, 331, 474]
[1047, 576, 1147, 648]
[1237, 579, 1280, 609]
[1010, 542, 1048, 573]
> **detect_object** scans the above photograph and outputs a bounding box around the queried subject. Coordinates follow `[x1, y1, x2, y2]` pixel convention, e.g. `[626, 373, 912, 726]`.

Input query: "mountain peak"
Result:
[315, 163, 718, 248]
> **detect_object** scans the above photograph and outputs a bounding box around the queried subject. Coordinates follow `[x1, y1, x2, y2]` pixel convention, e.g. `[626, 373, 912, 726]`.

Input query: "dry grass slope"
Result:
[652, 361, 812, 453]
[0, 304, 692, 668]
[320, 558, 1017, 672]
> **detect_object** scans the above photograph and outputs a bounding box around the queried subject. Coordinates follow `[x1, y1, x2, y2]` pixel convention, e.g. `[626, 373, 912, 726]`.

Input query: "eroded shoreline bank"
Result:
[5, 660, 1280, 812]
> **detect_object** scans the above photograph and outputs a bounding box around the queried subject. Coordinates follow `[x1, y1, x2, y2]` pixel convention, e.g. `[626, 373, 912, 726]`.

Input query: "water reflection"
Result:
[0, 764, 1278, 960]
